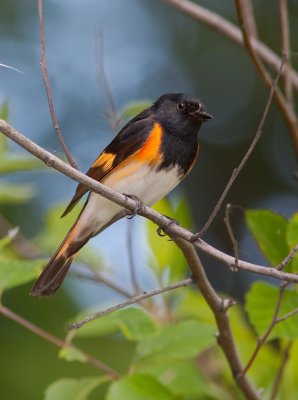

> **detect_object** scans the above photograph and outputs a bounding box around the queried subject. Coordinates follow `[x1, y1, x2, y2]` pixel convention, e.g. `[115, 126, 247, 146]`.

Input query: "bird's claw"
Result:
[124, 194, 144, 219]
[157, 215, 180, 239]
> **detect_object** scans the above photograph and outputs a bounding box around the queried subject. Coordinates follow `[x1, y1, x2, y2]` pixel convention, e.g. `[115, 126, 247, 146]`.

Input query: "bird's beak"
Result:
[193, 109, 213, 121]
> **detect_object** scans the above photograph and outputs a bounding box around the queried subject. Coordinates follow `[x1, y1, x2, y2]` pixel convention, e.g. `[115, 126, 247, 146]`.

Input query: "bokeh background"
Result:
[0, 0, 297, 399]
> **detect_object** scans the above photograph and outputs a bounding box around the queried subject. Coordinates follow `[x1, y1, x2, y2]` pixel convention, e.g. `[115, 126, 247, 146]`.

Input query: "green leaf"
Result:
[0, 228, 19, 251]
[146, 196, 191, 281]
[245, 282, 298, 340]
[176, 288, 216, 327]
[135, 358, 220, 398]
[121, 101, 152, 120]
[137, 320, 215, 359]
[44, 376, 109, 400]
[0, 257, 44, 290]
[0, 183, 36, 203]
[286, 212, 298, 271]
[58, 346, 87, 363]
[245, 209, 289, 266]
[0, 155, 44, 174]
[72, 307, 157, 340]
[106, 374, 175, 400]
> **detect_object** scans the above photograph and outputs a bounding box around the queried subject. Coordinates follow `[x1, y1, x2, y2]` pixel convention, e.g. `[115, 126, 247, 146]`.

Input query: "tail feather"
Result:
[31, 202, 90, 297]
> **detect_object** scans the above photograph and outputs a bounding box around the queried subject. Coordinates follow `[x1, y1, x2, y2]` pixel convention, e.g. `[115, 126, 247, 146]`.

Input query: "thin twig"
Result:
[175, 239, 261, 400]
[276, 307, 298, 323]
[68, 278, 193, 330]
[224, 204, 239, 272]
[269, 341, 292, 400]
[162, 0, 298, 89]
[0, 303, 119, 378]
[279, 0, 294, 105]
[71, 270, 133, 299]
[0, 63, 23, 74]
[95, 32, 121, 132]
[276, 244, 298, 270]
[197, 61, 283, 238]
[126, 220, 140, 295]
[37, 0, 78, 169]
[241, 284, 287, 377]
[241, 0, 258, 39]
[2, 119, 298, 283]
[235, 0, 298, 160]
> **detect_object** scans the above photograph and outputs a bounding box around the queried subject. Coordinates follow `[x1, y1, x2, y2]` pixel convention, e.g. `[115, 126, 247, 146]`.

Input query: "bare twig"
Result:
[68, 278, 193, 330]
[175, 239, 261, 400]
[276, 307, 298, 323]
[0, 303, 119, 378]
[126, 220, 140, 295]
[162, 0, 298, 89]
[0, 63, 23, 74]
[241, 284, 287, 377]
[241, 0, 258, 39]
[276, 244, 298, 270]
[71, 270, 133, 299]
[95, 32, 121, 132]
[197, 62, 283, 238]
[224, 204, 239, 272]
[269, 341, 292, 400]
[2, 119, 298, 284]
[235, 0, 298, 160]
[37, 0, 77, 169]
[279, 0, 294, 105]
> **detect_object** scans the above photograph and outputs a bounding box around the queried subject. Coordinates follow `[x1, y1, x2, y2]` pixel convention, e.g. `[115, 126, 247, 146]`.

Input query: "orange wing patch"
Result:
[61, 122, 163, 218]
[134, 122, 163, 165]
[93, 151, 116, 173]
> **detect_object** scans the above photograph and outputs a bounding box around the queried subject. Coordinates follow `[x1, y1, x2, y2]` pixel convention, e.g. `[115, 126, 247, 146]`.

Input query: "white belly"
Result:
[79, 162, 181, 233]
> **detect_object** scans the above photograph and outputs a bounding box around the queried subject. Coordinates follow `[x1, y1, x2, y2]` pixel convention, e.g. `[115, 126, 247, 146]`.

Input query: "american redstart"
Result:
[31, 93, 212, 297]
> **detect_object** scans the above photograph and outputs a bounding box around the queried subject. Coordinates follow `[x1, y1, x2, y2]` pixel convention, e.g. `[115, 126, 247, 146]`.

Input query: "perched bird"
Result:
[31, 93, 212, 297]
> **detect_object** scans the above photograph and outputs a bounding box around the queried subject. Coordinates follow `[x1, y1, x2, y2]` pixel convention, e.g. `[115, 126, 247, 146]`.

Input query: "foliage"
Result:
[1, 99, 298, 400]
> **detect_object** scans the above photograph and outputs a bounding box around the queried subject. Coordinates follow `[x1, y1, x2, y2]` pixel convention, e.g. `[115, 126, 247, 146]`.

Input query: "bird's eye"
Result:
[177, 101, 187, 112]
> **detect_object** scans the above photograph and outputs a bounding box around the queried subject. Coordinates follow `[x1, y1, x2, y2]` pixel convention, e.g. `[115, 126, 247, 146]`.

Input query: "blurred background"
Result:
[0, 0, 298, 399]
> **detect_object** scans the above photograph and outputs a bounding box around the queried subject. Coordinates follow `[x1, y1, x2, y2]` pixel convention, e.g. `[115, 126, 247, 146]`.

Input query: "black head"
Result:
[152, 93, 212, 136]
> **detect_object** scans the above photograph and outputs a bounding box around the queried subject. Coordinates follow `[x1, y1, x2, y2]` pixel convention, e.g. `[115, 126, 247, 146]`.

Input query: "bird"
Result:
[31, 93, 212, 297]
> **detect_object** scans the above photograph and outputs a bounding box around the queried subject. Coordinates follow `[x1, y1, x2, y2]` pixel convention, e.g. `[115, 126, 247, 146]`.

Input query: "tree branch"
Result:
[68, 278, 193, 330]
[279, 0, 294, 105]
[235, 0, 298, 160]
[197, 62, 282, 237]
[241, 284, 286, 377]
[175, 238, 261, 400]
[1, 119, 298, 284]
[269, 341, 292, 400]
[37, 0, 78, 169]
[162, 0, 298, 89]
[0, 303, 119, 378]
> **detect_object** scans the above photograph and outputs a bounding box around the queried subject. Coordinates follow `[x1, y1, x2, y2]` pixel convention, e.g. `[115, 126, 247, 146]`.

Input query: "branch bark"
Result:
[175, 239, 262, 400]
[1, 119, 298, 284]
[162, 0, 298, 89]
[0, 303, 119, 378]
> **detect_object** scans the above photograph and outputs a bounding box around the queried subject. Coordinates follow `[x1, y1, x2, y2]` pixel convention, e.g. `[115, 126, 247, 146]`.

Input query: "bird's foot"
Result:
[157, 215, 180, 239]
[124, 194, 145, 219]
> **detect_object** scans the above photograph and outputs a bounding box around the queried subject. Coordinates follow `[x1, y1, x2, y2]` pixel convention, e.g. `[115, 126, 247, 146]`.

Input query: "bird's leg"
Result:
[124, 194, 145, 219]
[157, 215, 180, 239]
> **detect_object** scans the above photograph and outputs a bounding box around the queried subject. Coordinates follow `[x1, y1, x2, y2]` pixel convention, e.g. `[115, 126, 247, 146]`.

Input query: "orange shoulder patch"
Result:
[134, 122, 163, 165]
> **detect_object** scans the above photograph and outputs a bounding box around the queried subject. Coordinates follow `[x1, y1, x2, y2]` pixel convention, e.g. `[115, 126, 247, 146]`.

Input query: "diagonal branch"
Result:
[279, 0, 294, 105]
[235, 0, 298, 160]
[197, 62, 283, 237]
[2, 118, 298, 284]
[162, 0, 298, 89]
[175, 238, 261, 400]
[37, 0, 78, 169]
[0, 303, 119, 378]
[68, 278, 193, 330]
